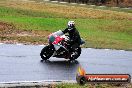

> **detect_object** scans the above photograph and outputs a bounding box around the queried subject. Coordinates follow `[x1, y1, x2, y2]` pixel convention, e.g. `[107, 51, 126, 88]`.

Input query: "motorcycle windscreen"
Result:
[52, 30, 64, 36]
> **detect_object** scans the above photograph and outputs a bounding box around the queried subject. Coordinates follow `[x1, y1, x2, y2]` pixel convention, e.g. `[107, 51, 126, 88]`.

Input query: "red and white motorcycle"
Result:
[40, 30, 85, 61]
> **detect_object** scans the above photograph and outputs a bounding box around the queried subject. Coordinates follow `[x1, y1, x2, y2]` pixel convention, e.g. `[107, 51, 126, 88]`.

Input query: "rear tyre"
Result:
[69, 47, 81, 60]
[40, 45, 54, 60]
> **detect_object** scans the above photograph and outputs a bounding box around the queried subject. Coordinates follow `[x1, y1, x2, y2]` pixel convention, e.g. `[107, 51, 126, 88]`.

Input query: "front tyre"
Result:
[69, 47, 81, 60]
[77, 76, 87, 85]
[40, 45, 54, 60]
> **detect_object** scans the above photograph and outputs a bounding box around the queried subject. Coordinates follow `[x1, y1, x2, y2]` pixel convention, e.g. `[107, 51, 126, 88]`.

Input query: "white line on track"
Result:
[119, 50, 125, 52]
[16, 43, 23, 46]
[0, 43, 4, 45]
[38, 45, 45, 47]
[0, 80, 76, 84]
[104, 49, 110, 51]
[0, 43, 128, 52]
[87, 48, 92, 49]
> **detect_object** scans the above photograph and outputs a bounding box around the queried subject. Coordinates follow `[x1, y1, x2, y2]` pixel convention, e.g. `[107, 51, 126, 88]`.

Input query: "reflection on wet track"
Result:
[0, 44, 132, 82]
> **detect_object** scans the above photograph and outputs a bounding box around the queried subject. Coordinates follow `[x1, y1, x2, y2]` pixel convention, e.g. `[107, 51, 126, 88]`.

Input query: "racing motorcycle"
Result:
[40, 30, 85, 61]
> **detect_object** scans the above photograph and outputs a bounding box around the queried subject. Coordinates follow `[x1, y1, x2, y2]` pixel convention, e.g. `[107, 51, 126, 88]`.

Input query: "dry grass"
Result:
[1, 0, 132, 20]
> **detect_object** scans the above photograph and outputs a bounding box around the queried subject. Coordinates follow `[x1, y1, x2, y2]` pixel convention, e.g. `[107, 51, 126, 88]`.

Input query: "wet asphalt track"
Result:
[0, 44, 132, 82]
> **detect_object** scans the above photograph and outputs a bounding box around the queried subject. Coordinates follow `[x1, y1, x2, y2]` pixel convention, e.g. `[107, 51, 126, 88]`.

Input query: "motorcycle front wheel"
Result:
[40, 45, 54, 60]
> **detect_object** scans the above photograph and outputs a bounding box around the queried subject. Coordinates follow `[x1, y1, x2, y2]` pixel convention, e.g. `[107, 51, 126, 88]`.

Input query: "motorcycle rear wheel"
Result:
[40, 45, 54, 60]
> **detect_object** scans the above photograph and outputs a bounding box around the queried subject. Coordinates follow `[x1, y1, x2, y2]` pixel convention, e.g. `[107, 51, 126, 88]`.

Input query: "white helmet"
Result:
[68, 21, 75, 28]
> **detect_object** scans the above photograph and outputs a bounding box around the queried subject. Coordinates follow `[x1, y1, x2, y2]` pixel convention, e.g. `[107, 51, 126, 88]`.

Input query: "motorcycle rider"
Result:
[62, 21, 81, 51]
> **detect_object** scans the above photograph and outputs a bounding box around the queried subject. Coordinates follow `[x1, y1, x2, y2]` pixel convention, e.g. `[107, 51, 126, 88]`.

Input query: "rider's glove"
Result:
[67, 39, 74, 45]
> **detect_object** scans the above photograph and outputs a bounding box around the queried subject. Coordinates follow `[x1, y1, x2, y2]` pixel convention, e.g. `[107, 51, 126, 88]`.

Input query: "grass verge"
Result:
[56, 83, 132, 88]
[0, 0, 132, 50]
